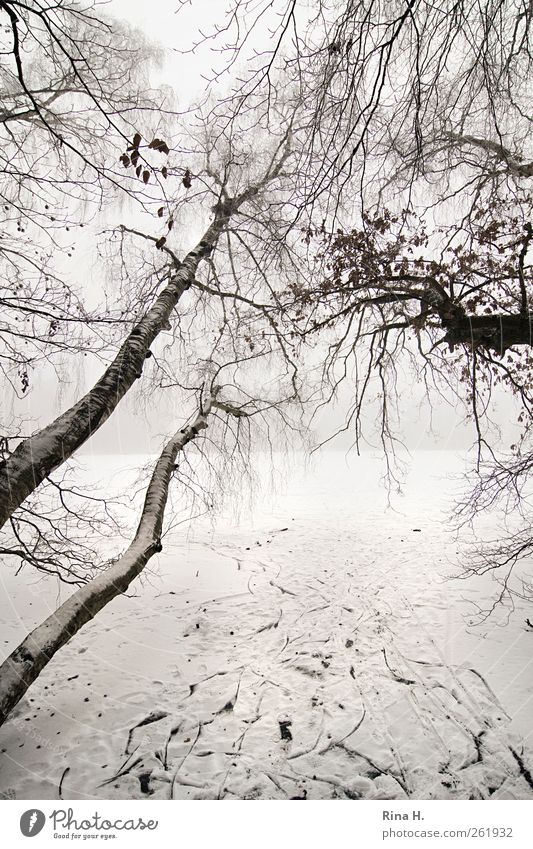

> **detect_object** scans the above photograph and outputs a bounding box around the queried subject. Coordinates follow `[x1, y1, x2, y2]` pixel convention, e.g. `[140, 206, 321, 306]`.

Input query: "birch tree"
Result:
[0, 125, 294, 530]
[0, 1, 305, 592]
[0, 383, 259, 726]
[0, 0, 172, 574]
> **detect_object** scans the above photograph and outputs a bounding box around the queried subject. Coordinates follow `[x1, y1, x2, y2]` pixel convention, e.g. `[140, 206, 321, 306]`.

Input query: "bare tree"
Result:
[0, 382, 260, 726]
[291, 199, 531, 451]
[178, 1, 531, 455]
[0, 1, 172, 584]
[450, 445, 533, 617]
[0, 0, 307, 608]
[0, 88, 310, 599]
[0, 465, 129, 585]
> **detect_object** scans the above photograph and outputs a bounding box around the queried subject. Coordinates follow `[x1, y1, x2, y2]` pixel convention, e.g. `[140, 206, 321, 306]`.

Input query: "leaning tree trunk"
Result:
[0, 393, 223, 727]
[0, 209, 230, 531]
[0, 135, 290, 531]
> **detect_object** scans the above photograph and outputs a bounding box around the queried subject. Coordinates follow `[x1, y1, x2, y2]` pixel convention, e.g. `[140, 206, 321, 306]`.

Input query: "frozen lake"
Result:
[1, 450, 532, 799]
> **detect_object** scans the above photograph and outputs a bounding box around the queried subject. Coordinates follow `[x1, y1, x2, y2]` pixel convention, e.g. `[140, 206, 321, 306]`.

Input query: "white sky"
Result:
[108, 0, 246, 96]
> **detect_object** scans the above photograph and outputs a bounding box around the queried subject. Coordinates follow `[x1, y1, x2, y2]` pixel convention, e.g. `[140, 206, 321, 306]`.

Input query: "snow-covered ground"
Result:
[0, 451, 532, 800]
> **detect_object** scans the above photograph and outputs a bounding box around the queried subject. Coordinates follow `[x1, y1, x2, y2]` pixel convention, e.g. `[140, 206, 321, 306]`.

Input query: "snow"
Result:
[0, 450, 532, 800]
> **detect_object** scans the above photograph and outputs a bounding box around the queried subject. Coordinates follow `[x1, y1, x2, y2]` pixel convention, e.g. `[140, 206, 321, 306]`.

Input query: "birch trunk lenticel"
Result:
[0, 389, 240, 726]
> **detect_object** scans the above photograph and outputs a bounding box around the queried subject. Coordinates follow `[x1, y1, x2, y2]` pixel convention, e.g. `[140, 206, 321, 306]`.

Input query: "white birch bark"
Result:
[0, 393, 220, 726]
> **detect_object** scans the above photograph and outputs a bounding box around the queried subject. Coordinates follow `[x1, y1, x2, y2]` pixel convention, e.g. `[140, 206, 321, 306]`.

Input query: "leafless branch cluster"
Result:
[186, 0, 531, 220]
[0, 0, 172, 399]
[180, 0, 533, 602]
